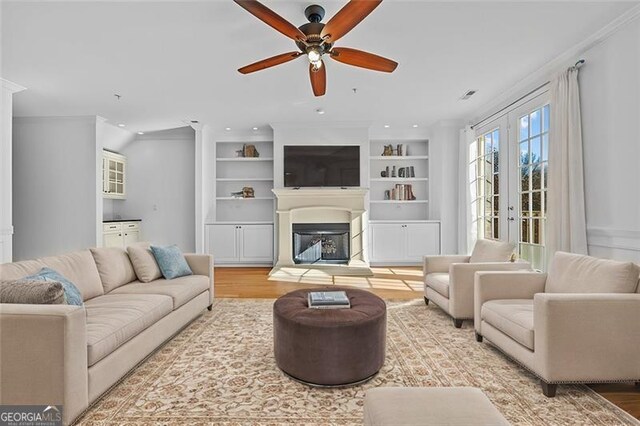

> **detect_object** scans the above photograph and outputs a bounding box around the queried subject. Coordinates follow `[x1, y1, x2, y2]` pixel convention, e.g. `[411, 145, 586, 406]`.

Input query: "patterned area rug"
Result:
[77, 299, 639, 425]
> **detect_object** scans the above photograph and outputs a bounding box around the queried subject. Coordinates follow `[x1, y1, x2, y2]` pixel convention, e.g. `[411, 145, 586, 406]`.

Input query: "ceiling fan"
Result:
[235, 0, 398, 97]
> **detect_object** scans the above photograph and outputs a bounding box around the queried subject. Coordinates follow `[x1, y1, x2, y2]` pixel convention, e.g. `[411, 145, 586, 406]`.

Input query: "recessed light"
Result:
[412, 124, 418, 128]
[225, 127, 231, 131]
[384, 124, 390, 128]
[137, 131, 144, 135]
[118, 123, 125, 127]
[252, 127, 258, 131]
[316, 108, 325, 115]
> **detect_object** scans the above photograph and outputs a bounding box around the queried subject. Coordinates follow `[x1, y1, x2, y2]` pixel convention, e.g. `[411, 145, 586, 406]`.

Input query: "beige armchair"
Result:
[474, 251, 640, 397]
[423, 239, 530, 328]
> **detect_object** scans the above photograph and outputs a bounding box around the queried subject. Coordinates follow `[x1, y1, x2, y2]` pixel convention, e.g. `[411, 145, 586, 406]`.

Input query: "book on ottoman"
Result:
[308, 291, 351, 309]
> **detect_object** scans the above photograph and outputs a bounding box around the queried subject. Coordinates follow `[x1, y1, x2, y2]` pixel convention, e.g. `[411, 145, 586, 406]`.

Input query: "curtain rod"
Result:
[470, 59, 585, 130]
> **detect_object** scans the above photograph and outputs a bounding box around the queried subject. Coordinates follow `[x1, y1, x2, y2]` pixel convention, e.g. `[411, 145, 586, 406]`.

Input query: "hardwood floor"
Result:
[214, 266, 423, 299]
[214, 266, 640, 420]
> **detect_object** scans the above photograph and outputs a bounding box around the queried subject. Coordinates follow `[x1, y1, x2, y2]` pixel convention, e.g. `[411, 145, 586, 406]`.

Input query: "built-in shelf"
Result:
[215, 140, 275, 224]
[370, 155, 428, 160]
[370, 200, 429, 204]
[370, 178, 428, 182]
[216, 157, 274, 162]
[216, 197, 274, 201]
[216, 177, 274, 182]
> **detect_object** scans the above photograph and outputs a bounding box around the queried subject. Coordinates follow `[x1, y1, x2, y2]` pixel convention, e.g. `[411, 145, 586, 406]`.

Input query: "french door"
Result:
[472, 94, 550, 270]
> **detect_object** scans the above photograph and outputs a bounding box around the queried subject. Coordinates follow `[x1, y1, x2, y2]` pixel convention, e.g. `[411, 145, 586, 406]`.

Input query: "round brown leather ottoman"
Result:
[273, 288, 386, 386]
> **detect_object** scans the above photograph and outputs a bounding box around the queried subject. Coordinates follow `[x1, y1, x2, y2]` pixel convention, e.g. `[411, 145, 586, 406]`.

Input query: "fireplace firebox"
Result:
[292, 223, 350, 264]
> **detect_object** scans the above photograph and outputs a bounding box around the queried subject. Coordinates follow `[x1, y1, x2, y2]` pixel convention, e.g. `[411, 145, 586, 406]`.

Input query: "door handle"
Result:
[508, 217, 515, 221]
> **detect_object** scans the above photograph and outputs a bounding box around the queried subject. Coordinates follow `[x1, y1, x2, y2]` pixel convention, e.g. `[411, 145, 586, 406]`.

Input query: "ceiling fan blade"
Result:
[309, 62, 326, 97]
[238, 52, 302, 74]
[330, 47, 397, 73]
[234, 0, 306, 42]
[320, 0, 382, 43]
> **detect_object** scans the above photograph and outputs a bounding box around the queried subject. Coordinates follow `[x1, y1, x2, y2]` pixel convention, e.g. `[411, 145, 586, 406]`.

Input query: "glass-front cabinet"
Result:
[102, 150, 126, 199]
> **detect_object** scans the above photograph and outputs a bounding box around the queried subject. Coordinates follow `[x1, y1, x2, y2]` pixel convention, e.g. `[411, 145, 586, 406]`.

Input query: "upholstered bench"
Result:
[363, 387, 510, 425]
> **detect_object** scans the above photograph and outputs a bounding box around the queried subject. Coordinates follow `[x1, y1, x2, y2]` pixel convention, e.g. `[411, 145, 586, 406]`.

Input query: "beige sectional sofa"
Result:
[0, 247, 213, 425]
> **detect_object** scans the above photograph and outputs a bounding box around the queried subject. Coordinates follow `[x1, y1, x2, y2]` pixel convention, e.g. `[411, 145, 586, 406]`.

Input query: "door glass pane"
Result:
[516, 104, 550, 270]
[532, 166, 542, 190]
[519, 116, 529, 141]
[531, 137, 541, 163]
[471, 126, 502, 240]
[530, 110, 541, 136]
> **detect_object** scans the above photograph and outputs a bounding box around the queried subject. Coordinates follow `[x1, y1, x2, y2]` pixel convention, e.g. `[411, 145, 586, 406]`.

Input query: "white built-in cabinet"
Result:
[368, 139, 440, 264]
[206, 138, 275, 265]
[205, 223, 273, 265]
[103, 221, 140, 248]
[369, 221, 441, 264]
[102, 150, 126, 199]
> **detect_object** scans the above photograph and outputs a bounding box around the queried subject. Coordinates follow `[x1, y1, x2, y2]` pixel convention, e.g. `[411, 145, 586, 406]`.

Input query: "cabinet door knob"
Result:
[118, 233, 122, 236]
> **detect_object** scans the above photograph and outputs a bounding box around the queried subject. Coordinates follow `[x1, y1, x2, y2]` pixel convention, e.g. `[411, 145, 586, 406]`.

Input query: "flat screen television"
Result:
[284, 145, 360, 187]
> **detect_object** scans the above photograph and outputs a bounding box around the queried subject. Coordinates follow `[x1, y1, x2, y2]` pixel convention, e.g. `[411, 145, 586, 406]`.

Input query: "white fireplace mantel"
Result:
[272, 188, 369, 268]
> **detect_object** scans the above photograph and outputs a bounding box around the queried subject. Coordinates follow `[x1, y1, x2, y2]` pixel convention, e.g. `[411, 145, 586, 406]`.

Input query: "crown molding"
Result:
[468, 4, 640, 125]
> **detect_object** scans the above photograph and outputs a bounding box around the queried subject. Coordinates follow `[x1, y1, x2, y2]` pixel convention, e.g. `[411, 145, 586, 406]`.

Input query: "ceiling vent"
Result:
[460, 90, 477, 100]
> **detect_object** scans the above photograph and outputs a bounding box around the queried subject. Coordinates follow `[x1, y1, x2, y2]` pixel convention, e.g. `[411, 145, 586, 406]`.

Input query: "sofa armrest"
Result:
[447, 261, 531, 318]
[534, 293, 640, 382]
[474, 271, 547, 333]
[184, 253, 214, 303]
[423, 255, 470, 277]
[0, 304, 88, 425]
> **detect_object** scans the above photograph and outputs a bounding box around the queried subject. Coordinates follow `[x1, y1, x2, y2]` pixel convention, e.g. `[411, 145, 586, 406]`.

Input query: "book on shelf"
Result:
[389, 184, 417, 201]
[308, 291, 351, 309]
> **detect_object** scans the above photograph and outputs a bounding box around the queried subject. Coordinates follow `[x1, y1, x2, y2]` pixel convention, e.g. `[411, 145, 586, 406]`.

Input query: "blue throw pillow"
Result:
[150, 245, 193, 280]
[21, 267, 84, 306]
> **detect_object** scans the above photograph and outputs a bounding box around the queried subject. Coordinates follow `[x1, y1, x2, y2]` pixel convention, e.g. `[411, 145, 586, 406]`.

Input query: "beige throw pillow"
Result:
[0, 280, 66, 304]
[546, 251, 640, 294]
[469, 239, 515, 263]
[127, 243, 163, 283]
[90, 247, 137, 293]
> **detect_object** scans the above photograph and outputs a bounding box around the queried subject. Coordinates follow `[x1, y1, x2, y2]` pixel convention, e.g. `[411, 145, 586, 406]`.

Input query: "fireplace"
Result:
[292, 223, 350, 264]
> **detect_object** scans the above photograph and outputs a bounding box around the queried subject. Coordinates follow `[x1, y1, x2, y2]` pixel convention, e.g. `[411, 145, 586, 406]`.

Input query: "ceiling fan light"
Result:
[311, 59, 323, 71]
[307, 49, 321, 63]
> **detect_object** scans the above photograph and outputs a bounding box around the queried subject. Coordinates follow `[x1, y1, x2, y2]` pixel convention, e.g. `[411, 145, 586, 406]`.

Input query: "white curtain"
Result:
[547, 66, 588, 258]
[457, 126, 476, 254]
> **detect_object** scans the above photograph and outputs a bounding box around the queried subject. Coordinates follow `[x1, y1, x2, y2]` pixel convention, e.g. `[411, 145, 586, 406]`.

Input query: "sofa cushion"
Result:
[469, 239, 515, 263]
[481, 299, 534, 350]
[127, 243, 162, 283]
[90, 247, 137, 293]
[0, 280, 66, 305]
[84, 294, 173, 366]
[110, 275, 209, 309]
[425, 273, 450, 298]
[546, 251, 640, 294]
[39, 250, 104, 301]
[0, 259, 44, 281]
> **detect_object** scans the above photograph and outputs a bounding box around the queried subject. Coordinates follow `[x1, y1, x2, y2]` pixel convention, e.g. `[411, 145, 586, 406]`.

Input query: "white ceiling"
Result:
[1, 1, 636, 133]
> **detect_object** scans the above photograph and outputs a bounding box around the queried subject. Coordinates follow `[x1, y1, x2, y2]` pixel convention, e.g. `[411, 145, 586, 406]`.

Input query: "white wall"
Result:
[429, 120, 462, 254]
[114, 127, 196, 252]
[465, 13, 640, 263]
[579, 17, 640, 262]
[12, 116, 99, 260]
